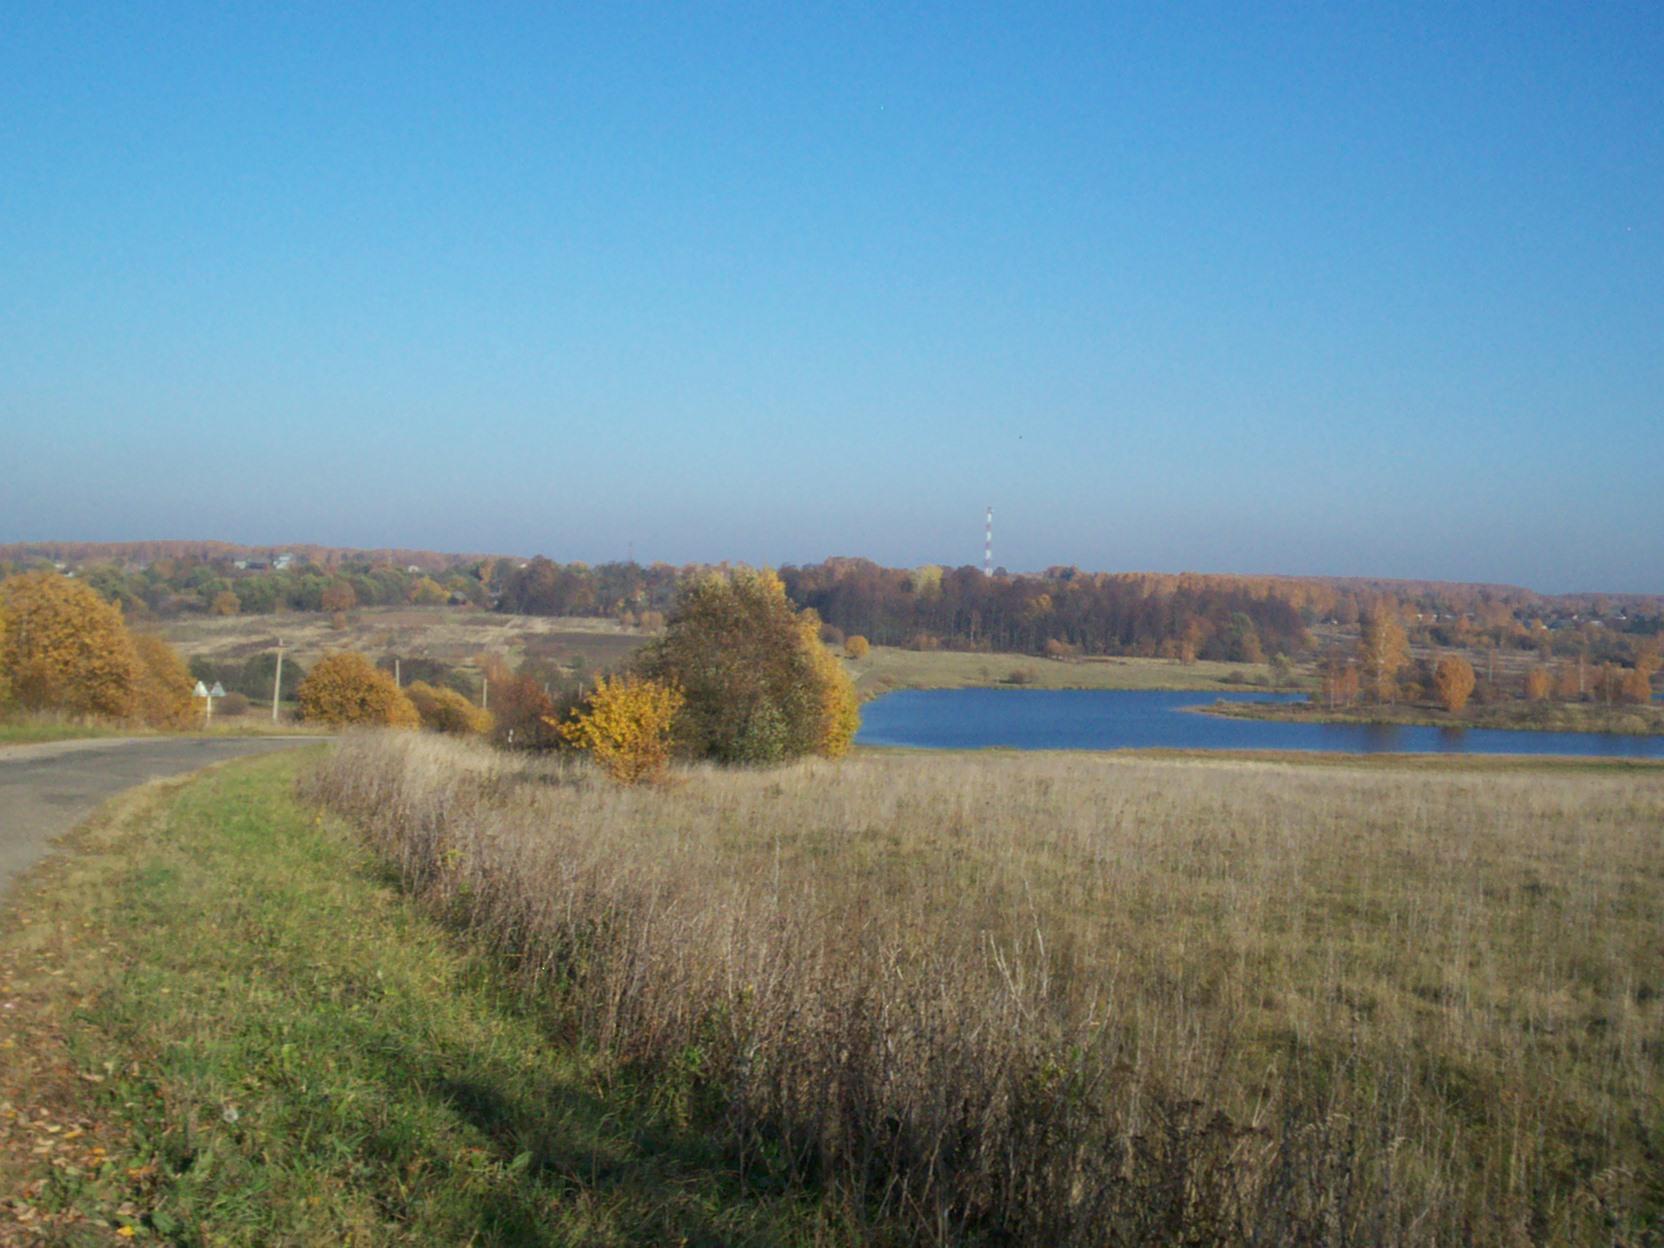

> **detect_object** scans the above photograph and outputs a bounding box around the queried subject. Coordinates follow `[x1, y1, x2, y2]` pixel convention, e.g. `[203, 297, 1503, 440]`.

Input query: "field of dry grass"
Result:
[148, 607, 651, 674]
[309, 735, 1664, 1245]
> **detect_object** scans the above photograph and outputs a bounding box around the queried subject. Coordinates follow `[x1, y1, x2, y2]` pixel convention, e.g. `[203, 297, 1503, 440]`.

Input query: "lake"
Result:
[855, 689, 1664, 758]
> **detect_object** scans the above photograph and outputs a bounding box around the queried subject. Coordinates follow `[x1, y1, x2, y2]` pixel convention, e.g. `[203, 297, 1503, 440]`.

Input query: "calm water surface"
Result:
[855, 689, 1664, 758]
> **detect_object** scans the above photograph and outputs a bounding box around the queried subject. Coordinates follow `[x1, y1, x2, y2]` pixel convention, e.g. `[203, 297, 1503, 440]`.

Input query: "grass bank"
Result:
[848, 644, 1301, 697]
[312, 734, 1664, 1245]
[1207, 696, 1664, 736]
[0, 714, 134, 748]
[0, 753, 825, 1245]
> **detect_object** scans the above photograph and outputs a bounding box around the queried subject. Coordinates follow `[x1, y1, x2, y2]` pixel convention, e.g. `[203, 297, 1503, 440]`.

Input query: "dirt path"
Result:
[0, 736, 324, 897]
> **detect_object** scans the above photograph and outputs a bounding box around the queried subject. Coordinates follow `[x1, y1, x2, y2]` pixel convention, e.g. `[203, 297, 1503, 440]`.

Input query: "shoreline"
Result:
[1200, 697, 1664, 737]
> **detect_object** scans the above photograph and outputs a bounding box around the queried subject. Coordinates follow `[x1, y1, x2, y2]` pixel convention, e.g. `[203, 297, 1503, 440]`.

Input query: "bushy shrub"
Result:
[296, 652, 419, 728]
[405, 680, 492, 735]
[552, 673, 683, 783]
[217, 691, 251, 716]
[131, 633, 197, 728]
[639, 570, 858, 764]
[844, 634, 871, 659]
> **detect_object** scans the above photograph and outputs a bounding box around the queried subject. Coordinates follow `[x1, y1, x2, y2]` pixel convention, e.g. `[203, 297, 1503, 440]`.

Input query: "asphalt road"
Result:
[0, 736, 324, 896]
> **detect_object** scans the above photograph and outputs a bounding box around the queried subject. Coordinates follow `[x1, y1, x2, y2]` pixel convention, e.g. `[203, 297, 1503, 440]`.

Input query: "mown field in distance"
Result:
[308, 734, 1664, 1244]
[149, 607, 650, 676]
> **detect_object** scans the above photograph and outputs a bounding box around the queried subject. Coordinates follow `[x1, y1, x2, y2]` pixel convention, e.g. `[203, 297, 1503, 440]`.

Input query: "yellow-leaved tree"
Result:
[843, 634, 870, 659]
[1523, 667, 1552, 702]
[132, 633, 197, 729]
[405, 680, 493, 735]
[0, 572, 140, 718]
[553, 673, 683, 784]
[1356, 611, 1409, 705]
[296, 652, 420, 728]
[1433, 655, 1476, 713]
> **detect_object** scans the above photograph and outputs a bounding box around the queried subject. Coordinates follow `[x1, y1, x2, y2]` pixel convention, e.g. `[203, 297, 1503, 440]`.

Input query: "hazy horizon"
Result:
[4, 6, 1660, 594]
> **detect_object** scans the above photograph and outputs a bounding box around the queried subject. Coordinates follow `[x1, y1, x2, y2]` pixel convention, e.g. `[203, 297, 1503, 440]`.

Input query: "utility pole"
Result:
[984, 506, 993, 578]
[394, 657, 401, 688]
[271, 640, 284, 723]
[481, 676, 489, 710]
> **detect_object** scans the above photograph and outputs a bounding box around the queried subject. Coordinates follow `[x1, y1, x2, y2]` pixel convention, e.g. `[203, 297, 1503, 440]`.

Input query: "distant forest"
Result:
[3, 541, 1660, 667]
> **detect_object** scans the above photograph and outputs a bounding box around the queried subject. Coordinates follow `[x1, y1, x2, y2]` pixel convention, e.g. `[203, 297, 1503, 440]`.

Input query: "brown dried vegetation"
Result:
[309, 735, 1664, 1245]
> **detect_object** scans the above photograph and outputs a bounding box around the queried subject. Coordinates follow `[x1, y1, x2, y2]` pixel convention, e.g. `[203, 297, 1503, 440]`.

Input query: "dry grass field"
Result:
[311, 735, 1664, 1245]
[148, 607, 651, 675]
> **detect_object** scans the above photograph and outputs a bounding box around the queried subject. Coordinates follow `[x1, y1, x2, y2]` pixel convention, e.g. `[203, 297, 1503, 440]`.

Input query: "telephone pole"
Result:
[271, 640, 285, 723]
[984, 506, 994, 578]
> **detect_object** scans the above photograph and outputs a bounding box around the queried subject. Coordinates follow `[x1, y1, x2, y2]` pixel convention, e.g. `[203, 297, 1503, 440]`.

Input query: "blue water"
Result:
[855, 689, 1664, 758]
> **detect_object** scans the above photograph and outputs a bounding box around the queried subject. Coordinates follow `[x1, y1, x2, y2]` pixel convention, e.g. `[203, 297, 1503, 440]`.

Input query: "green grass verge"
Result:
[0, 753, 826, 1245]
[0, 716, 135, 747]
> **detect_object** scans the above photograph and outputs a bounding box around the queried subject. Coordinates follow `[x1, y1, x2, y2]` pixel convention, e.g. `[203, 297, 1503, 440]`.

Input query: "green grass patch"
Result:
[847, 644, 1305, 697]
[0, 753, 827, 1244]
[0, 714, 136, 747]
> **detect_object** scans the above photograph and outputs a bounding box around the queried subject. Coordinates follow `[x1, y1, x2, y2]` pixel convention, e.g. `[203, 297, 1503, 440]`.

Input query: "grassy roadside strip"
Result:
[0, 718, 134, 748]
[0, 752, 826, 1246]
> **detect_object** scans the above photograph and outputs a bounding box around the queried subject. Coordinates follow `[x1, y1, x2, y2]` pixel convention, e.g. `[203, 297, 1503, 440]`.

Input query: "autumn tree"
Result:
[131, 633, 196, 728]
[320, 581, 358, 613]
[1619, 666, 1654, 706]
[296, 652, 419, 727]
[1318, 650, 1359, 708]
[489, 672, 563, 750]
[844, 634, 871, 659]
[640, 569, 860, 764]
[1357, 611, 1409, 705]
[1433, 655, 1476, 713]
[405, 680, 493, 734]
[1523, 667, 1552, 702]
[0, 572, 140, 718]
[210, 590, 240, 616]
[553, 673, 683, 783]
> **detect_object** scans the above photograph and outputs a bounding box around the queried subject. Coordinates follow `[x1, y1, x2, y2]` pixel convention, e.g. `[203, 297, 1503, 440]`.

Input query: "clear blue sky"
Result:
[3, 4, 1659, 592]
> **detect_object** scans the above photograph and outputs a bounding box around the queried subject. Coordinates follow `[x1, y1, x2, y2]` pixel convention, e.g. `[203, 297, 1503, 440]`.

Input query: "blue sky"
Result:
[2, 4, 1659, 592]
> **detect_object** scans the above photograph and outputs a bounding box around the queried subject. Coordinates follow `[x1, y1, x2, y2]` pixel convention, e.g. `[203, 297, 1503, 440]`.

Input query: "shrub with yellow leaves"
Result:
[296, 652, 420, 728]
[550, 673, 683, 784]
[405, 680, 493, 735]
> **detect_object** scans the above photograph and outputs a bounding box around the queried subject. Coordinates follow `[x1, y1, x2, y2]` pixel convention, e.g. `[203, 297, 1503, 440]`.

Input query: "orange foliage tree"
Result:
[320, 581, 358, 613]
[552, 673, 683, 783]
[210, 590, 240, 616]
[131, 633, 197, 729]
[1523, 667, 1552, 702]
[844, 634, 871, 659]
[1433, 656, 1476, 713]
[0, 572, 139, 718]
[296, 652, 419, 728]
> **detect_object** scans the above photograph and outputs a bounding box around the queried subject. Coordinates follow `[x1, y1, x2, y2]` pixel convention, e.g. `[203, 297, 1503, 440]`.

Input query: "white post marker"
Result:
[195, 680, 225, 727]
[272, 640, 284, 723]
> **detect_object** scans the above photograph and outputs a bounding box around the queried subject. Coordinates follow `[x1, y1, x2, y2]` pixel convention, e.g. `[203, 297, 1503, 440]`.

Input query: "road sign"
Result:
[209, 682, 226, 698]
[193, 680, 209, 697]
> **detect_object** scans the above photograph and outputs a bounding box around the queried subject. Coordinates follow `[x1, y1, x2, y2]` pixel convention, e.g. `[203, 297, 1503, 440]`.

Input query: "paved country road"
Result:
[0, 736, 326, 897]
